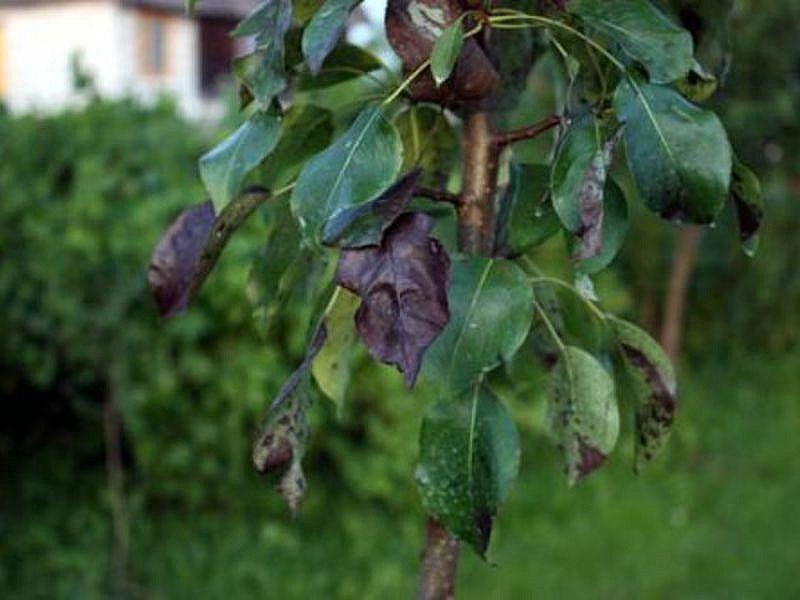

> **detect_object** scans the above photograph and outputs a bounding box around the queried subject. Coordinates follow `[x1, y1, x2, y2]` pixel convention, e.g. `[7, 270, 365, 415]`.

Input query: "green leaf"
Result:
[257, 105, 334, 189]
[311, 288, 360, 408]
[430, 17, 465, 87]
[551, 116, 621, 261]
[614, 78, 732, 224]
[199, 110, 282, 210]
[675, 60, 719, 103]
[302, 0, 358, 75]
[297, 43, 384, 91]
[394, 105, 459, 187]
[568, 0, 693, 83]
[610, 317, 676, 471]
[233, 50, 287, 108]
[550, 345, 620, 485]
[232, 0, 293, 47]
[567, 179, 630, 274]
[290, 105, 402, 247]
[424, 256, 534, 394]
[495, 163, 560, 257]
[730, 156, 764, 257]
[253, 325, 327, 513]
[416, 385, 520, 557]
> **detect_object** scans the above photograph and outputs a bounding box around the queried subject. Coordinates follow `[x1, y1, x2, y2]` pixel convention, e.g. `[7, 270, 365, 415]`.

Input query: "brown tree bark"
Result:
[660, 226, 703, 361]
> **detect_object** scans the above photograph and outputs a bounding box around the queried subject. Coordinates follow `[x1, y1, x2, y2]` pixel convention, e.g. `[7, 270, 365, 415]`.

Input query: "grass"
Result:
[2, 351, 799, 599]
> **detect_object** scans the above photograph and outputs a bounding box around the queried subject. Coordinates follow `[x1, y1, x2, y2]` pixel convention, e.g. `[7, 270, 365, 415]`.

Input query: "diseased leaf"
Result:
[430, 17, 465, 86]
[149, 201, 215, 317]
[335, 213, 450, 387]
[549, 345, 620, 485]
[199, 110, 282, 210]
[610, 317, 677, 471]
[424, 257, 533, 394]
[730, 156, 764, 257]
[253, 325, 327, 514]
[291, 105, 402, 247]
[567, 179, 630, 274]
[323, 170, 420, 248]
[302, 0, 357, 75]
[311, 288, 361, 407]
[495, 163, 560, 257]
[614, 78, 732, 224]
[568, 0, 693, 84]
[551, 116, 621, 261]
[416, 385, 520, 557]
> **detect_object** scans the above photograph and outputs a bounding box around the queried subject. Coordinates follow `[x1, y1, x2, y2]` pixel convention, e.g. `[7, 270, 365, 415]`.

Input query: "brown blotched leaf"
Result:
[385, 0, 498, 104]
[253, 325, 327, 514]
[336, 212, 450, 387]
[148, 201, 215, 317]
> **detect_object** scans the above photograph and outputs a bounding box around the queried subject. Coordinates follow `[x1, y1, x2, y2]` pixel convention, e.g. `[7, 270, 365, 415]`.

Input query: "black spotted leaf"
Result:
[335, 213, 450, 387]
[311, 288, 361, 408]
[424, 256, 533, 394]
[302, 0, 358, 75]
[323, 170, 420, 248]
[610, 317, 677, 471]
[199, 110, 282, 210]
[495, 163, 560, 257]
[614, 78, 732, 224]
[549, 345, 620, 485]
[568, 0, 693, 84]
[416, 385, 520, 557]
[551, 116, 622, 261]
[149, 201, 215, 317]
[253, 325, 327, 514]
[730, 156, 764, 257]
[291, 105, 402, 247]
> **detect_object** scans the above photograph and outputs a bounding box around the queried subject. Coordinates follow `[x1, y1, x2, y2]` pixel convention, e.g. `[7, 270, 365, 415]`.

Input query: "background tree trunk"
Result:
[660, 227, 703, 361]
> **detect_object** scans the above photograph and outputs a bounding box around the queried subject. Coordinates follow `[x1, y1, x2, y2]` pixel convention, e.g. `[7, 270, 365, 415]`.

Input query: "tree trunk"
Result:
[660, 226, 703, 362]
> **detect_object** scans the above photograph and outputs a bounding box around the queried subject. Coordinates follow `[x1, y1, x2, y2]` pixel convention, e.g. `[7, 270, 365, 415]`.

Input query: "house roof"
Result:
[0, 0, 258, 19]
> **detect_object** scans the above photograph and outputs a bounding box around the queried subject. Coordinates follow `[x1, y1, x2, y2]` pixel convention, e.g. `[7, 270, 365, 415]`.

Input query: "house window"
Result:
[139, 15, 169, 76]
[199, 18, 236, 95]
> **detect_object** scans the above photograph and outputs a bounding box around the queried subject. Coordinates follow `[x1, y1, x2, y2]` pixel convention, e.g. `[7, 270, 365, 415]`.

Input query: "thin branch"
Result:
[493, 114, 562, 147]
[416, 186, 460, 206]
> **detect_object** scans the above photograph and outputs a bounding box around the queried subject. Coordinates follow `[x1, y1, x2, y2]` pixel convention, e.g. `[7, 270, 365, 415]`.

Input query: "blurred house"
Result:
[0, 0, 255, 118]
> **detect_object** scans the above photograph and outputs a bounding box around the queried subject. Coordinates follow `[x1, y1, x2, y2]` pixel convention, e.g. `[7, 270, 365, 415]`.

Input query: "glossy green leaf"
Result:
[291, 105, 402, 247]
[495, 163, 560, 257]
[302, 0, 358, 75]
[416, 385, 520, 556]
[568, 0, 693, 83]
[233, 50, 287, 108]
[424, 257, 533, 394]
[610, 317, 677, 471]
[549, 345, 620, 484]
[199, 110, 282, 210]
[311, 288, 360, 408]
[730, 156, 764, 257]
[297, 43, 384, 90]
[430, 17, 465, 87]
[232, 0, 293, 48]
[567, 179, 630, 274]
[614, 78, 732, 224]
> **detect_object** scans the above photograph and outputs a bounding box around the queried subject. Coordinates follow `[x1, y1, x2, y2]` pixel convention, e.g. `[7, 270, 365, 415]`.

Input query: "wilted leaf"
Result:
[291, 105, 402, 247]
[495, 163, 560, 257]
[610, 317, 677, 471]
[568, 0, 693, 84]
[149, 201, 215, 317]
[335, 212, 450, 387]
[424, 256, 533, 394]
[614, 78, 732, 224]
[302, 0, 357, 75]
[253, 325, 327, 513]
[199, 110, 282, 210]
[416, 385, 520, 557]
[676, 60, 719, 103]
[430, 18, 465, 86]
[311, 288, 361, 407]
[323, 170, 420, 248]
[549, 345, 620, 484]
[730, 156, 764, 257]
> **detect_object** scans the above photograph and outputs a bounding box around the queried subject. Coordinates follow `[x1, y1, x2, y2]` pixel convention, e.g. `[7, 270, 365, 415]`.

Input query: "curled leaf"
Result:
[730, 156, 764, 257]
[253, 325, 328, 513]
[335, 212, 450, 387]
[148, 201, 215, 317]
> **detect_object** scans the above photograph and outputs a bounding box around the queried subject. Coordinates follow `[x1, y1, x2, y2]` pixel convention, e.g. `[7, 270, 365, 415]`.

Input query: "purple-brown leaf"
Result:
[148, 201, 215, 317]
[335, 212, 450, 387]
